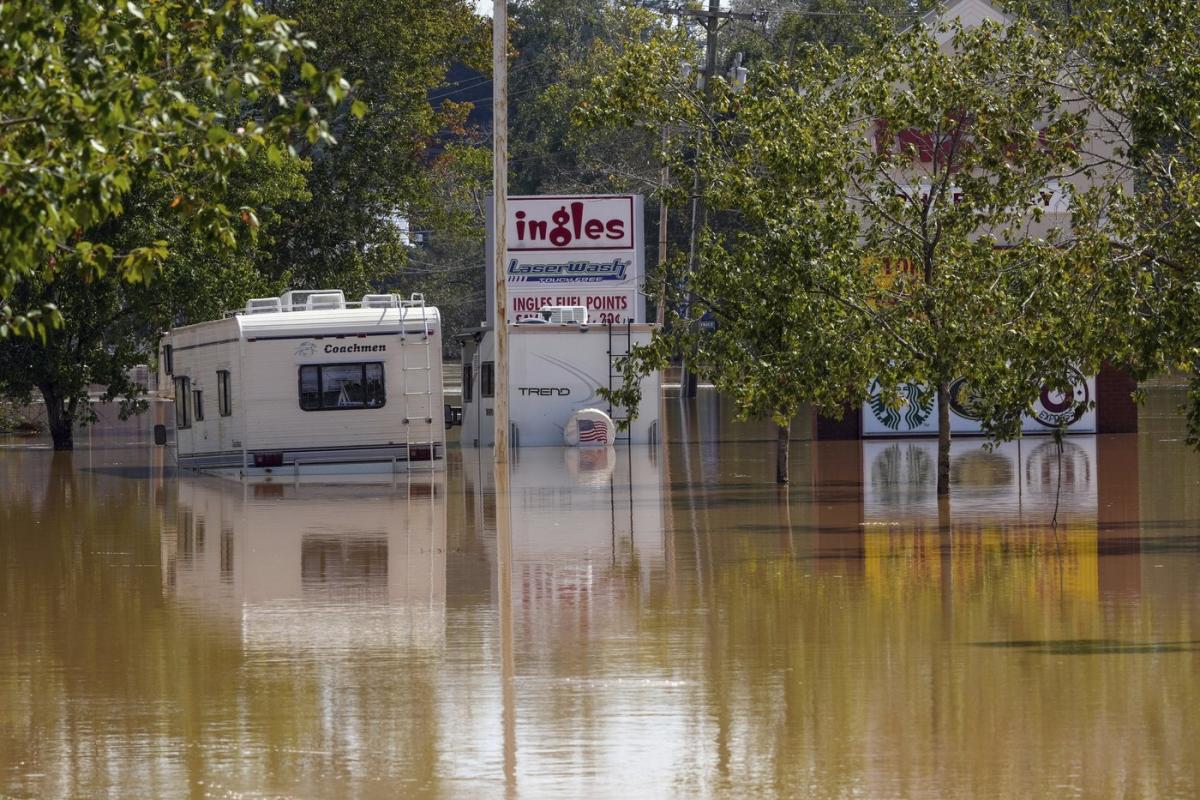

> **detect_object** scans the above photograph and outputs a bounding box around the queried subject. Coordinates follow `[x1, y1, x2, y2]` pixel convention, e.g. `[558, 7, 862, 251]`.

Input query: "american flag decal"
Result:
[578, 418, 609, 443]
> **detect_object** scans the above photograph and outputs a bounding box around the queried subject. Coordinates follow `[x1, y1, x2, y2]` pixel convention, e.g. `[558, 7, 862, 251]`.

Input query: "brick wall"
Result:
[1096, 365, 1138, 434]
[814, 404, 862, 440]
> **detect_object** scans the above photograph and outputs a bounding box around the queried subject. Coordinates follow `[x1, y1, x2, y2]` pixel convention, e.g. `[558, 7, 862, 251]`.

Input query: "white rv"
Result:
[158, 290, 445, 475]
[456, 320, 661, 448]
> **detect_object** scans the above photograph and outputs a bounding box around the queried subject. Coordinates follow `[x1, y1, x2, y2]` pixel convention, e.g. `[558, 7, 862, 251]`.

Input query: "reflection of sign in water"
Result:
[864, 525, 1098, 602]
[867, 379, 934, 432]
[869, 442, 934, 507]
[863, 438, 1098, 522]
[1024, 439, 1093, 500]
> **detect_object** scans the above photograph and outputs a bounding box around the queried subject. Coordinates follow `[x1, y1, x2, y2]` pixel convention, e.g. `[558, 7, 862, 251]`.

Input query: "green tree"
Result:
[0, 0, 346, 338]
[584, 47, 884, 483]
[835, 17, 1108, 495]
[259, 0, 489, 295]
[585, 16, 1109, 489]
[0, 156, 310, 449]
[1051, 1, 1200, 442]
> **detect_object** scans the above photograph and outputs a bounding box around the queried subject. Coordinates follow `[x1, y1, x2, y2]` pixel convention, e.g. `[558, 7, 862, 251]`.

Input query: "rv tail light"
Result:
[408, 446, 432, 462]
[253, 452, 284, 467]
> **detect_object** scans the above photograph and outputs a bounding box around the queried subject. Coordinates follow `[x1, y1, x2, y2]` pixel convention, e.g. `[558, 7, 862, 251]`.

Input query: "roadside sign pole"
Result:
[493, 1, 509, 464]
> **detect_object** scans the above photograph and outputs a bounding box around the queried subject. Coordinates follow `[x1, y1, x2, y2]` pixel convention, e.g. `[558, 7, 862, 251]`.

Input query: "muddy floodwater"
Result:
[2, 389, 1199, 799]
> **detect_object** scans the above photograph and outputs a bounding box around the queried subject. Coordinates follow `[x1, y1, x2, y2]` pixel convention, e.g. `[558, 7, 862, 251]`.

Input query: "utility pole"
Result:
[656, 124, 669, 327]
[493, 0, 509, 464]
[679, 1, 765, 398]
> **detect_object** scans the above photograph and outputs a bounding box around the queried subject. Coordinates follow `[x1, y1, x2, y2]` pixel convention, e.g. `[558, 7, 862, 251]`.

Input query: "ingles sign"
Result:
[507, 196, 635, 251]
[488, 195, 644, 324]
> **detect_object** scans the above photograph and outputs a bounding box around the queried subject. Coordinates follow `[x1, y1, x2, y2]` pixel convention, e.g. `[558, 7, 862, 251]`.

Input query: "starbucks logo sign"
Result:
[867, 379, 934, 431]
[948, 377, 985, 421]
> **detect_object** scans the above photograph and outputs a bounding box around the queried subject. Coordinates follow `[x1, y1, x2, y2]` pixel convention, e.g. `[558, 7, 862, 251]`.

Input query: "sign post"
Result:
[492, 3, 509, 464]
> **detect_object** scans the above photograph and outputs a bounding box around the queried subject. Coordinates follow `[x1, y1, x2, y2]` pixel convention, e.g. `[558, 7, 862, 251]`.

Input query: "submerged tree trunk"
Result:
[40, 386, 74, 451]
[936, 380, 951, 496]
[776, 418, 790, 484]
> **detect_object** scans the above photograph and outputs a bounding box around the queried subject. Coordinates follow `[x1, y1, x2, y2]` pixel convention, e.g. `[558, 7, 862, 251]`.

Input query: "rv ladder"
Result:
[399, 294, 438, 471]
[606, 321, 633, 444]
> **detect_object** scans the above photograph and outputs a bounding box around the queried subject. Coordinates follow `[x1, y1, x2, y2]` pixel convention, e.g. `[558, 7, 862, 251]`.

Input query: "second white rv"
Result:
[456, 319, 661, 448]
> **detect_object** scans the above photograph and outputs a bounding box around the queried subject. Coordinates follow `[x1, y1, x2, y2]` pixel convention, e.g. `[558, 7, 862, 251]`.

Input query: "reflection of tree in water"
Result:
[870, 443, 933, 506]
[951, 449, 1014, 491]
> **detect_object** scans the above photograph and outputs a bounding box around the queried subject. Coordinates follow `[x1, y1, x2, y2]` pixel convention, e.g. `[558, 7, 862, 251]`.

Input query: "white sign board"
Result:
[487, 195, 644, 325]
[862, 370, 1097, 437]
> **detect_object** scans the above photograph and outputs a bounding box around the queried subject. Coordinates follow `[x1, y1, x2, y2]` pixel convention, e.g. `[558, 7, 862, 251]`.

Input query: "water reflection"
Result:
[1, 407, 1199, 798]
[164, 475, 447, 650]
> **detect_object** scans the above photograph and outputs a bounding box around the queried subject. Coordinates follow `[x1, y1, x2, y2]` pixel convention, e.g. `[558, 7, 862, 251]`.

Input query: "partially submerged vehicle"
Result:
[457, 307, 661, 448]
[158, 290, 445, 476]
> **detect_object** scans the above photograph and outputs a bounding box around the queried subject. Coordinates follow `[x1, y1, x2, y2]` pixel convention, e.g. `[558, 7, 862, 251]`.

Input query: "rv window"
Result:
[193, 390, 204, 421]
[162, 345, 174, 376]
[481, 362, 494, 398]
[298, 363, 386, 411]
[173, 377, 191, 429]
[217, 370, 232, 416]
[463, 364, 473, 403]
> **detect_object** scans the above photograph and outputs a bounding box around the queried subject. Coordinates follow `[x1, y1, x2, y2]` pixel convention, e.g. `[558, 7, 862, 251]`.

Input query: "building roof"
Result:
[918, 0, 1014, 46]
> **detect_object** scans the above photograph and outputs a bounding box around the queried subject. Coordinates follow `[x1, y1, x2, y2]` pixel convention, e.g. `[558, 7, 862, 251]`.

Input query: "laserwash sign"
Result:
[487, 195, 645, 325]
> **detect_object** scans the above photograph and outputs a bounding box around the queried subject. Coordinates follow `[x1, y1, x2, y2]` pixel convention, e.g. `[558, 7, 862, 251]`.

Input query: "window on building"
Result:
[162, 344, 174, 376]
[217, 370, 232, 417]
[174, 377, 191, 429]
[481, 361, 494, 398]
[463, 364, 473, 404]
[193, 389, 204, 421]
[298, 363, 385, 411]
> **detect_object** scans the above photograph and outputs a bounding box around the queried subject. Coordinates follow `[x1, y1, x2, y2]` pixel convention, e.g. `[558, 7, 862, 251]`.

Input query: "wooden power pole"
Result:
[493, 0, 509, 463]
[680, 1, 765, 397]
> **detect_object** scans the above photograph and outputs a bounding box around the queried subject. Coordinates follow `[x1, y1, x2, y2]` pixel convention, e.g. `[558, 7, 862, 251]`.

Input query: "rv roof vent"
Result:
[304, 291, 346, 311]
[245, 297, 282, 314]
[362, 293, 399, 308]
[279, 289, 345, 312]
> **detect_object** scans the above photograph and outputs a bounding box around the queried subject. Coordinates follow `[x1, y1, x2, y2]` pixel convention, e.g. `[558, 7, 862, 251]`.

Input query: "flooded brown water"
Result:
[2, 389, 1199, 799]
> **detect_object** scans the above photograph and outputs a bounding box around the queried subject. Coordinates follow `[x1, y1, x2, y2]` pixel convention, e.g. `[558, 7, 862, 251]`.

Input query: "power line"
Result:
[427, 51, 557, 102]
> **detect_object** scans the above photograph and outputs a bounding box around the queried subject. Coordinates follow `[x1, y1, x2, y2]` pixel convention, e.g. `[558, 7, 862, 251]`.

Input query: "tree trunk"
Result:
[41, 386, 74, 451]
[936, 380, 951, 496]
[776, 418, 790, 484]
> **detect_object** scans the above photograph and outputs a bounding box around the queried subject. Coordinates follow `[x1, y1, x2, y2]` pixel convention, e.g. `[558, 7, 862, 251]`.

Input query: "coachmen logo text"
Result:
[295, 340, 387, 356]
[507, 258, 629, 283]
[323, 342, 386, 354]
[514, 202, 625, 247]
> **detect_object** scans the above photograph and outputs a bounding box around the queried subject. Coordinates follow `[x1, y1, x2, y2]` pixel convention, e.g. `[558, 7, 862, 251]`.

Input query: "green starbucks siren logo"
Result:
[868, 379, 934, 431]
